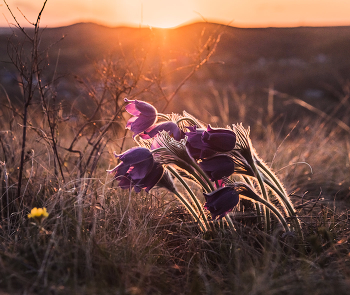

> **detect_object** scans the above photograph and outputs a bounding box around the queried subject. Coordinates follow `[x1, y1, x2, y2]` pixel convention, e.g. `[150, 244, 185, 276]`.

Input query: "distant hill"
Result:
[1, 22, 350, 124]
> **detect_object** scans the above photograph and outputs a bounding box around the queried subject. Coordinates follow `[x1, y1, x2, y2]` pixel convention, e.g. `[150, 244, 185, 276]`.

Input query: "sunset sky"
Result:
[1, 0, 350, 28]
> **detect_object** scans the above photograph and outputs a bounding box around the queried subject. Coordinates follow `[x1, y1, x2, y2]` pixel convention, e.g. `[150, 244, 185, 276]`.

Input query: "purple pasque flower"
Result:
[185, 125, 236, 160]
[133, 162, 164, 193]
[202, 125, 236, 153]
[185, 126, 214, 160]
[140, 121, 185, 141]
[203, 186, 239, 219]
[124, 98, 158, 138]
[199, 155, 235, 181]
[108, 147, 164, 193]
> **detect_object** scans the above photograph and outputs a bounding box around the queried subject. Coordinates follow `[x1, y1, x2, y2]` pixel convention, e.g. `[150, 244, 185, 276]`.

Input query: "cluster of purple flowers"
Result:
[186, 125, 236, 182]
[109, 98, 241, 220]
[113, 97, 298, 235]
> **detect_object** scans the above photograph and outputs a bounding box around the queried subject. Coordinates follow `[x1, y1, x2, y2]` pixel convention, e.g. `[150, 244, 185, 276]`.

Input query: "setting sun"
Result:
[139, 0, 196, 28]
[1, 0, 350, 28]
[141, 16, 187, 29]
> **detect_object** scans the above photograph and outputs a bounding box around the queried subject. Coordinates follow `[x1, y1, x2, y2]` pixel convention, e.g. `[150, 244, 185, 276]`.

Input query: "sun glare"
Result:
[1, 0, 350, 28]
[140, 0, 195, 29]
[145, 19, 184, 29]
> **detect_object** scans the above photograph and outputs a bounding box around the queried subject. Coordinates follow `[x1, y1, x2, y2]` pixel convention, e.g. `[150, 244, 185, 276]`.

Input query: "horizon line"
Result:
[1, 19, 350, 30]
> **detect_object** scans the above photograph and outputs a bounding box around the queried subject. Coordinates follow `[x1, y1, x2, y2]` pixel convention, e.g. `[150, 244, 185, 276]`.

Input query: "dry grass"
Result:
[1, 92, 350, 294]
[0, 4, 350, 293]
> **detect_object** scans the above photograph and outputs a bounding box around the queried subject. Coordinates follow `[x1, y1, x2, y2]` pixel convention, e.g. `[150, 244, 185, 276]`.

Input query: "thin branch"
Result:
[161, 28, 224, 112]
[3, 0, 31, 39]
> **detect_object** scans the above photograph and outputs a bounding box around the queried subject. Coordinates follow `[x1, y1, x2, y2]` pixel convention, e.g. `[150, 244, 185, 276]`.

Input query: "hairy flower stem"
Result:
[173, 190, 206, 232]
[256, 161, 303, 238]
[241, 195, 290, 232]
[175, 117, 199, 126]
[151, 148, 212, 193]
[190, 160, 215, 192]
[243, 176, 263, 225]
[263, 177, 294, 215]
[225, 215, 236, 231]
[257, 161, 297, 217]
[190, 170, 212, 193]
[256, 160, 286, 195]
[263, 177, 303, 238]
[251, 159, 271, 232]
[167, 166, 210, 231]
[151, 147, 167, 154]
[157, 113, 171, 121]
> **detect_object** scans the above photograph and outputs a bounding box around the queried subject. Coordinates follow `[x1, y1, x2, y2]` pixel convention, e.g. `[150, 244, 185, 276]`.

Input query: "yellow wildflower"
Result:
[28, 207, 49, 222]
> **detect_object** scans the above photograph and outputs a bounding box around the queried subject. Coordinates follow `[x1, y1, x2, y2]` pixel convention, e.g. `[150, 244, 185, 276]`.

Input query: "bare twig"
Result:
[161, 28, 223, 112]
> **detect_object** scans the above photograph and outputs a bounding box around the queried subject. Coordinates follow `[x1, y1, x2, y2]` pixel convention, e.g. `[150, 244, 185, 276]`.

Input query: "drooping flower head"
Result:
[203, 186, 239, 219]
[108, 147, 164, 193]
[185, 126, 209, 160]
[202, 125, 236, 152]
[124, 98, 158, 138]
[185, 125, 236, 160]
[199, 155, 235, 181]
[140, 121, 185, 141]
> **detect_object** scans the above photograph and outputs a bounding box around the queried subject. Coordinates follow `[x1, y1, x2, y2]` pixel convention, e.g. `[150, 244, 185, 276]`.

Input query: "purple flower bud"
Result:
[140, 121, 185, 141]
[108, 147, 164, 193]
[125, 98, 157, 138]
[199, 155, 235, 181]
[202, 125, 236, 153]
[203, 186, 239, 219]
[185, 125, 236, 160]
[133, 162, 164, 193]
[115, 147, 154, 179]
[185, 126, 216, 160]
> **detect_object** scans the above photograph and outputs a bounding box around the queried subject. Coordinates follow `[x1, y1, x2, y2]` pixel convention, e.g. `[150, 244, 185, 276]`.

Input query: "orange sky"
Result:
[1, 0, 350, 28]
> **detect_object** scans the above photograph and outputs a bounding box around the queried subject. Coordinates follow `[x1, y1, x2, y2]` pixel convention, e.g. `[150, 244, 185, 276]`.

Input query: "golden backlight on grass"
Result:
[2, 0, 350, 293]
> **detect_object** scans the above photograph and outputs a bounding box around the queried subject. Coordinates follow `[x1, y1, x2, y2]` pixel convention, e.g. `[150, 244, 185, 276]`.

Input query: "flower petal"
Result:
[125, 98, 157, 117]
[185, 126, 207, 159]
[203, 186, 239, 219]
[128, 157, 154, 179]
[118, 147, 153, 165]
[143, 121, 185, 141]
[126, 116, 138, 129]
[125, 101, 141, 116]
[109, 162, 130, 178]
[134, 99, 158, 116]
[127, 115, 158, 137]
[202, 125, 236, 152]
[134, 162, 164, 193]
[199, 155, 235, 181]
[124, 99, 158, 136]
[117, 175, 133, 190]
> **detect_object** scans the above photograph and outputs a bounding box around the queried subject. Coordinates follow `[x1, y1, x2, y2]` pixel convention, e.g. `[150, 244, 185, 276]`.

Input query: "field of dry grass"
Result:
[1, 95, 350, 294]
[1, 5, 350, 294]
[1, 116, 350, 295]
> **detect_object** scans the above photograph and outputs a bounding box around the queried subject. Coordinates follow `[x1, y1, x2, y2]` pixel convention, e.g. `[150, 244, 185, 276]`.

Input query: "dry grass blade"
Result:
[275, 90, 350, 133]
